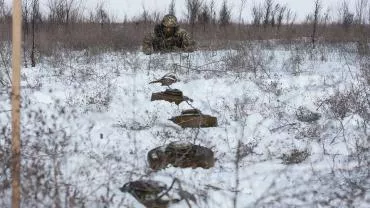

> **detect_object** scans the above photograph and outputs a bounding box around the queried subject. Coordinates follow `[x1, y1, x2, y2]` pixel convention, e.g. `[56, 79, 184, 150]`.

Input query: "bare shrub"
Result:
[254, 162, 369, 207]
[199, 4, 211, 31]
[223, 96, 254, 122]
[0, 99, 92, 207]
[0, 41, 11, 86]
[355, 0, 368, 24]
[280, 148, 310, 164]
[312, 0, 321, 48]
[115, 110, 158, 131]
[282, 46, 305, 75]
[276, 4, 286, 30]
[296, 106, 321, 123]
[46, 0, 84, 24]
[0, 121, 11, 194]
[0, 0, 10, 18]
[262, 0, 273, 27]
[186, 0, 202, 34]
[237, 141, 258, 159]
[251, 3, 263, 26]
[89, 2, 110, 28]
[85, 82, 113, 111]
[65, 78, 114, 112]
[219, 0, 231, 26]
[298, 124, 321, 139]
[134, 5, 162, 23]
[357, 38, 369, 57]
[222, 42, 274, 77]
[318, 87, 370, 120]
[359, 59, 370, 85]
[338, 0, 354, 28]
[147, 55, 166, 70]
[256, 79, 283, 97]
[168, 0, 176, 16]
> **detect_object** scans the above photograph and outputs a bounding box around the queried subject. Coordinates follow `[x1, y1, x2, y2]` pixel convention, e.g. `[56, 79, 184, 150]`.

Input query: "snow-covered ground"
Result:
[1, 42, 369, 207]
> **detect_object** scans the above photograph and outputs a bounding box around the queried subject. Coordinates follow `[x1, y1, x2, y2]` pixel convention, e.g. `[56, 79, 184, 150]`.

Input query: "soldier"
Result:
[142, 14, 195, 55]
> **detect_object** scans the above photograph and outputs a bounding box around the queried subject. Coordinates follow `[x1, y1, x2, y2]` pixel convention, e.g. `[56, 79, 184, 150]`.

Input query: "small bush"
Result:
[359, 59, 370, 85]
[283, 46, 305, 75]
[223, 42, 273, 77]
[319, 87, 369, 120]
[280, 148, 310, 164]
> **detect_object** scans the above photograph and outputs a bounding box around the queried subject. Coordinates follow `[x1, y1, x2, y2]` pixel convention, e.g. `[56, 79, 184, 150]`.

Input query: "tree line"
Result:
[1, 0, 369, 27]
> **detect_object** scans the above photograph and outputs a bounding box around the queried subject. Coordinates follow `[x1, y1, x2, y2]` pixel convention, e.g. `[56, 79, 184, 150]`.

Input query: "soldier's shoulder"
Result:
[175, 28, 191, 38]
[176, 28, 189, 34]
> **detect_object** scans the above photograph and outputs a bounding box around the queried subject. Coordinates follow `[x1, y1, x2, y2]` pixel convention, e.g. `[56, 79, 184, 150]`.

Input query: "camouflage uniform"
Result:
[143, 14, 195, 55]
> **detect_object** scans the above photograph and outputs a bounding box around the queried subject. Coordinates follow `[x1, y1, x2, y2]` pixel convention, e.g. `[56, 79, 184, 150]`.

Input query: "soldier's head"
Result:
[161, 14, 178, 37]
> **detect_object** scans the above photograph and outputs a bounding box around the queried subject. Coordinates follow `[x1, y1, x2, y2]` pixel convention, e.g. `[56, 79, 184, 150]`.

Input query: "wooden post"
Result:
[11, 0, 22, 207]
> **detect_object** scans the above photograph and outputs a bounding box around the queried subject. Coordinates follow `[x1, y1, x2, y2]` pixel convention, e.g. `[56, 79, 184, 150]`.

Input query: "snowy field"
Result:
[0, 41, 369, 207]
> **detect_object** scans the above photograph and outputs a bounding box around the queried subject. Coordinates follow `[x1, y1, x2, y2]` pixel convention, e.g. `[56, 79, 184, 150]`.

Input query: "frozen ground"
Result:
[0, 42, 369, 207]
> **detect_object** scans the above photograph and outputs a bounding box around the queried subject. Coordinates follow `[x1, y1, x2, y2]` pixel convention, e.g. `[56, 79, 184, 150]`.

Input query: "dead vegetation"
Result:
[0, 0, 369, 57]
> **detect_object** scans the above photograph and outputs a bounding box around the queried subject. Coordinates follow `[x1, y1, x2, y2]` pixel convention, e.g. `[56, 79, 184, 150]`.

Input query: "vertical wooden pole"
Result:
[11, 0, 22, 207]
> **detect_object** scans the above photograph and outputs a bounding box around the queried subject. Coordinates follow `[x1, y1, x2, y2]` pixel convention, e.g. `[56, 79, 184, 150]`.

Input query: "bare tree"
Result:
[238, 0, 247, 29]
[312, 0, 321, 49]
[355, 0, 368, 24]
[338, 0, 354, 28]
[22, 0, 30, 35]
[199, 4, 211, 31]
[46, 0, 83, 24]
[0, 0, 4, 17]
[92, 2, 110, 28]
[209, 0, 216, 24]
[263, 0, 273, 27]
[285, 8, 296, 26]
[22, 0, 30, 67]
[252, 3, 263, 26]
[186, 0, 202, 34]
[30, 0, 41, 67]
[270, 3, 280, 27]
[219, 0, 231, 26]
[140, 5, 150, 23]
[21, 0, 42, 68]
[0, 0, 11, 21]
[277, 4, 286, 30]
[168, 0, 175, 16]
[65, 0, 83, 24]
[151, 11, 161, 23]
[322, 8, 331, 26]
[0, 46, 11, 86]
[46, 0, 62, 23]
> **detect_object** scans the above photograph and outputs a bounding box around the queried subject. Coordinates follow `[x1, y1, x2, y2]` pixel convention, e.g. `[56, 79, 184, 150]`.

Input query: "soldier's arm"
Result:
[178, 30, 195, 52]
[142, 33, 154, 55]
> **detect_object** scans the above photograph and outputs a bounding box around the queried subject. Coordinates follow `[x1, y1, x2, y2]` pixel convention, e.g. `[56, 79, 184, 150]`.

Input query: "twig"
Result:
[269, 123, 298, 133]
[156, 178, 178, 200]
[0, 110, 11, 113]
[175, 178, 192, 208]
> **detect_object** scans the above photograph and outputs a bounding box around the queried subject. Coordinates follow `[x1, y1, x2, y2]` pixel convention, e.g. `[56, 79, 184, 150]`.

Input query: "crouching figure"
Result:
[142, 14, 196, 55]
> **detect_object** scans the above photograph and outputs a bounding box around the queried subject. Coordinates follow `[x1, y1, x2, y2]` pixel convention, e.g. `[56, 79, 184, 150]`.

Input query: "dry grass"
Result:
[1, 20, 369, 55]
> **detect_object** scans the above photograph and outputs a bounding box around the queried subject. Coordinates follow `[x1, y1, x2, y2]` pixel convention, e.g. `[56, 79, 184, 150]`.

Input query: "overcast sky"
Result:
[5, 0, 359, 22]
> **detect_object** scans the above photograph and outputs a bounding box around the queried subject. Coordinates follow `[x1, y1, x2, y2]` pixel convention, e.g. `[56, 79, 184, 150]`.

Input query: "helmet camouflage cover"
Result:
[161, 14, 178, 27]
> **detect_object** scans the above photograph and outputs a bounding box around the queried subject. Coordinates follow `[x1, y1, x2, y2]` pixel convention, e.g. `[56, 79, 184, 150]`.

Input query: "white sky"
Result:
[5, 0, 358, 22]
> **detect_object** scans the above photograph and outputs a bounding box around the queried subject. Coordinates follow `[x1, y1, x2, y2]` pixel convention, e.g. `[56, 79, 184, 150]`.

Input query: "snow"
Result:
[0, 41, 369, 207]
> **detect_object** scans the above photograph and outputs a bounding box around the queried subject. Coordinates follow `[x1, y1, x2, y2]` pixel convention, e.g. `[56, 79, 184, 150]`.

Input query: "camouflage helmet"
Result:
[161, 14, 178, 27]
